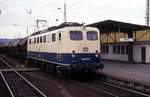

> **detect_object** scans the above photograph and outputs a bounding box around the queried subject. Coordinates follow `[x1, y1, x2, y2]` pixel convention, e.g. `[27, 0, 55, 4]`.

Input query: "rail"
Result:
[100, 80, 150, 97]
[0, 72, 14, 97]
[0, 55, 47, 97]
[69, 79, 150, 97]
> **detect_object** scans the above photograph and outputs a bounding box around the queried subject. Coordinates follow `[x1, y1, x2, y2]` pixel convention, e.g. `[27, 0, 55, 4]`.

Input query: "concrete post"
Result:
[127, 29, 133, 63]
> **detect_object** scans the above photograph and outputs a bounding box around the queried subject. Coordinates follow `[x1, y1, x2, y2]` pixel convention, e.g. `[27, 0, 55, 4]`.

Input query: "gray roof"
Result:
[88, 20, 150, 33]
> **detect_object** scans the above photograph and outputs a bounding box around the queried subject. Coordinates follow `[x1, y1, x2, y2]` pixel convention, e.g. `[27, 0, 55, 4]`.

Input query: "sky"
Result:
[0, 0, 146, 38]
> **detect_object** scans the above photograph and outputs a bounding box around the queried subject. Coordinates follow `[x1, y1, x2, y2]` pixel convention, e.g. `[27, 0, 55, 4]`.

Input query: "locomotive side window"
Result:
[40, 36, 42, 43]
[29, 39, 31, 44]
[37, 37, 39, 43]
[43, 35, 46, 43]
[34, 37, 36, 44]
[70, 31, 83, 40]
[87, 31, 98, 40]
[47, 34, 51, 42]
[58, 33, 61, 41]
[52, 33, 56, 42]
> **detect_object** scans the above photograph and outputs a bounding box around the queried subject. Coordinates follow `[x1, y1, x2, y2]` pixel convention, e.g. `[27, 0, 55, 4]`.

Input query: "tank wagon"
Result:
[0, 38, 27, 62]
[27, 22, 103, 76]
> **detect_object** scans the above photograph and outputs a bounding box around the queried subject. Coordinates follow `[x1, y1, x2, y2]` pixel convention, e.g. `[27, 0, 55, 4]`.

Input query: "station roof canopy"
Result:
[88, 20, 150, 33]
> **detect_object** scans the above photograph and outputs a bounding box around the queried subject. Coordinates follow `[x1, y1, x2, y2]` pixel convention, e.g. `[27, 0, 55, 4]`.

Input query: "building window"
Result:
[43, 35, 46, 43]
[113, 45, 116, 54]
[52, 33, 56, 42]
[101, 45, 109, 54]
[117, 45, 120, 54]
[37, 37, 39, 43]
[101, 46, 103, 53]
[40, 36, 42, 43]
[121, 46, 125, 54]
[106, 45, 109, 53]
[102, 45, 105, 53]
[126, 46, 128, 54]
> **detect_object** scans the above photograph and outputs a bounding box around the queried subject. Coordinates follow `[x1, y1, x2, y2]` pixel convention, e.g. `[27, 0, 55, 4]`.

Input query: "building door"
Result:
[141, 47, 146, 63]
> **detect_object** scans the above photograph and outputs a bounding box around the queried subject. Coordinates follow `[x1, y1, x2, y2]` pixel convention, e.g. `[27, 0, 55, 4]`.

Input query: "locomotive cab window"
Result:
[70, 31, 83, 40]
[87, 31, 98, 40]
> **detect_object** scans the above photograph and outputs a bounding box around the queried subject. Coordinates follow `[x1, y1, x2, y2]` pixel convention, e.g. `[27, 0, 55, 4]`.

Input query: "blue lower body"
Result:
[27, 51, 103, 72]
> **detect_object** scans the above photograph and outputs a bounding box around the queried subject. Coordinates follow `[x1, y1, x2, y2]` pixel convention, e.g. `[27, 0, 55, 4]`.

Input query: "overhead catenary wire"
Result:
[67, 0, 138, 22]
[0, 0, 145, 38]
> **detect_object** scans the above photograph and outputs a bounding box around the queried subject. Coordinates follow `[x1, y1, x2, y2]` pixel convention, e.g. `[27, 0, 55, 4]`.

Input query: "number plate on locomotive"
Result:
[81, 58, 91, 61]
[83, 47, 89, 52]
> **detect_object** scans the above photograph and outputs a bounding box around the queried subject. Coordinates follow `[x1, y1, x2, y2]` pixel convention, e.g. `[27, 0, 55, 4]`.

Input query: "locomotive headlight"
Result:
[95, 50, 99, 57]
[95, 54, 99, 57]
[72, 50, 76, 57]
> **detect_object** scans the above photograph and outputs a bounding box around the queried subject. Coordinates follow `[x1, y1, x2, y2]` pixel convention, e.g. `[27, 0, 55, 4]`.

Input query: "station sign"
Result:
[120, 38, 134, 42]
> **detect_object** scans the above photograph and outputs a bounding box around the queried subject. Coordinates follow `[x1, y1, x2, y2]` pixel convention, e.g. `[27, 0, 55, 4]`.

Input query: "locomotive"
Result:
[27, 22, 103, 76]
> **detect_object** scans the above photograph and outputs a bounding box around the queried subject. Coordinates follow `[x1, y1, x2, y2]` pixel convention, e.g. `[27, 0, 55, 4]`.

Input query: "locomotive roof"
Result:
[31, 22, 83, 36]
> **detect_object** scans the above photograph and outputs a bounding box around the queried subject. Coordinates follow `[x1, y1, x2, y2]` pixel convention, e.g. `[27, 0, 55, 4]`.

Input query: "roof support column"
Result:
[127, 29, 133, 63]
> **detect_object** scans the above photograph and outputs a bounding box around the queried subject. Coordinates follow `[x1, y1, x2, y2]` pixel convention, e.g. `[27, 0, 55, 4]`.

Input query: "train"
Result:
[0, 38, 27, 62]
[0, 22, 104, 76]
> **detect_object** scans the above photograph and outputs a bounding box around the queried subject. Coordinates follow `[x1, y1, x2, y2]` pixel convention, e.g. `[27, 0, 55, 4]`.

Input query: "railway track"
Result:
[0, 74, 12, 97]
[1, 54, 150, 97]
[69, 79, 150, 97]
[22, 71, 150, 97]
[0, 57, 10, 69]
[1, 71, 46, 97]
[0, 54, 23, 68]
[0, 55, 47, 97]
[86, 80, 150, 97]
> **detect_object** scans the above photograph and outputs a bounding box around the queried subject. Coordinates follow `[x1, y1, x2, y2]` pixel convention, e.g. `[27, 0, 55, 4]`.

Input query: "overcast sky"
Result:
[0, 0, 146, 38]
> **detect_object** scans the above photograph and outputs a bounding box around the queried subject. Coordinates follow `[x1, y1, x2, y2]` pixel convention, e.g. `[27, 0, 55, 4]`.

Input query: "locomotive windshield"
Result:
[70, 31, 83, 40]
[87, 31, 98, 40]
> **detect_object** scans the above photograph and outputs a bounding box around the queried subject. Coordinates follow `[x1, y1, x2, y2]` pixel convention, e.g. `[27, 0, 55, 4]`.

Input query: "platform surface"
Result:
[101, 61, 150, 86]
[0, 68, 41, 72]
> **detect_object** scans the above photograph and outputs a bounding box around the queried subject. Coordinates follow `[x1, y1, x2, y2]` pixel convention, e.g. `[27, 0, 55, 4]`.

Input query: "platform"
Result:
[0, 68, 41, 72]
[101, 60, 150, 86]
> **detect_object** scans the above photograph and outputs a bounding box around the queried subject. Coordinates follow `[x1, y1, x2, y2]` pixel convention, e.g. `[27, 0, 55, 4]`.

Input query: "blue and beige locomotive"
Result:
[27, 22, 103, 76]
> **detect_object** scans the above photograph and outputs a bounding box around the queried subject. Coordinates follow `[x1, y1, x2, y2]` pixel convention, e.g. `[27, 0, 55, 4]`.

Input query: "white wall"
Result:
[101, 44, 128, 61]
[101, 43, 150, 63]
[133, 43, 150, 63]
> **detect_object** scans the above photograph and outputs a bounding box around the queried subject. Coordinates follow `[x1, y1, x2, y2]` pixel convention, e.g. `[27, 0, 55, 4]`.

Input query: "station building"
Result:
[89, 20, 150, 64]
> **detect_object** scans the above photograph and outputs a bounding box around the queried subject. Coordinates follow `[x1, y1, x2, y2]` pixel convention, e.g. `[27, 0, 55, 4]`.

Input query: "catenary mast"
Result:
[146, 0, 150, 26]
[64, 0, 67, 22]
